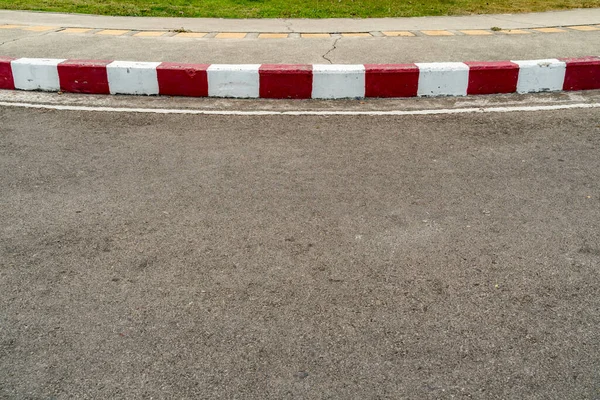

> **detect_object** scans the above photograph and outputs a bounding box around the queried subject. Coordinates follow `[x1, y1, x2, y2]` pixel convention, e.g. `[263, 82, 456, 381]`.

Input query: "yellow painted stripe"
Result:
[96, 29, 130, 36]
[532, 27, 566, 33]
[23, 26, 58, 32]
[258, 33, 288, 39]
[460, 29, 492, 36]
[341, 32, 372, 37]
[421, 30, 454, 36]
[500, 29, 531, 35]
[382, 31, 415, 37]
[133, 31, 166, 37]
[0, 24, 24, 29]
[215, 32, 247, 39]
[60, 28, 93, 34]
[175, 32, 207, 38]
[301, 33, 331, 38]
[568, 25, 600, 31]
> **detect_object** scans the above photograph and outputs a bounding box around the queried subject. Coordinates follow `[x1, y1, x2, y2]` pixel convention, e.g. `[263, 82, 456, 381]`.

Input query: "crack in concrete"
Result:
[321, 37, 340, 64]
[0, 35, 26, 47]
[282, 19, 293, 33]
[0, 29, 57, 48]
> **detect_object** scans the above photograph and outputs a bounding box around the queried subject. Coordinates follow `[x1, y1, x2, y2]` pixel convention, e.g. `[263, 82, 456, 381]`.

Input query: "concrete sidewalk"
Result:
[0, 9, 598, 64]
[1, 9, 600, 32]
[1, 27, 598, 64]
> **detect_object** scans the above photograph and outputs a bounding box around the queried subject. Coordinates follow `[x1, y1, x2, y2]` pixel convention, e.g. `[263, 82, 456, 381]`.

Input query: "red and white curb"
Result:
[1, 56, 599, 99]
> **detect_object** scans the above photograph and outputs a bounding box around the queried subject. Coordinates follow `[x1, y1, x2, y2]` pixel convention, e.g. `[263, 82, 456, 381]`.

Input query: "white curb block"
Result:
[107, 61, 161, 95]
[416, 62, 470, 97]
[207, 64, 261, 98]
[513, 59, 567, 94]
[312, 64, 365, 99]
[11, 58, 65, 91]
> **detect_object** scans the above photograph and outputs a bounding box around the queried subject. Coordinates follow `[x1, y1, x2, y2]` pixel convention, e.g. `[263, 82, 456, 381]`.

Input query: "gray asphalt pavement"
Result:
[1, 92, 600, 399]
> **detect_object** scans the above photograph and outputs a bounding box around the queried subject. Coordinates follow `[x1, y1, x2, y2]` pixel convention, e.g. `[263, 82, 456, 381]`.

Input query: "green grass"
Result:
[1, 0, 599, 18]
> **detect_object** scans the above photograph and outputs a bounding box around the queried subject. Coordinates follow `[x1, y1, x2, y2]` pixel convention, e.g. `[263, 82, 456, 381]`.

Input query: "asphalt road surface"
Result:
[1, 92, 599, 399]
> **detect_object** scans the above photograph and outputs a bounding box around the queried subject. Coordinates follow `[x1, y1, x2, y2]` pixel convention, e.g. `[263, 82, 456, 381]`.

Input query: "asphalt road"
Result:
[1, 93, 600, 399]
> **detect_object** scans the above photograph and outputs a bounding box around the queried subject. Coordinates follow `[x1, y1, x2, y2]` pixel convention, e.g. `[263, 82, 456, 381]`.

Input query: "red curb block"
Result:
[259, 64, 313, 99]
[465, 61, 519, 95]
[0, 56, 15, 90]
[364, 64, 419, 98]
[562, 56, 600, 91]
[58, 59, 111, 94]
[157, 62, 210, 97]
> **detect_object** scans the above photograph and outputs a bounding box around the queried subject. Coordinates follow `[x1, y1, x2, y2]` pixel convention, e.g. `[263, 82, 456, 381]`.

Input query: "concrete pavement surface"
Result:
[1, 26, 599, 64]
[2, 9, 600, 32]
[1, 90, 600, 398]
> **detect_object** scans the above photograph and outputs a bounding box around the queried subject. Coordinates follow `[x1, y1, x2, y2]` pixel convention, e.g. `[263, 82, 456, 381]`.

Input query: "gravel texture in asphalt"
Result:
[1, 99, 599, 398]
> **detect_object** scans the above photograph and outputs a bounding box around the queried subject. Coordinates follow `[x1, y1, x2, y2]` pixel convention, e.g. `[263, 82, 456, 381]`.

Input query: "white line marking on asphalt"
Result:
[0, 101, 598, 116]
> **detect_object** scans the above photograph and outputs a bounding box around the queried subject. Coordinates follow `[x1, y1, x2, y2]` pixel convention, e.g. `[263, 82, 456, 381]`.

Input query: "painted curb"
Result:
[1, 56, 599, 99]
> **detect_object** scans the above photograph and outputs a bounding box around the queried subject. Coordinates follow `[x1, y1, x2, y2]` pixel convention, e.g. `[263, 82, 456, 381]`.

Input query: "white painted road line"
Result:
[0, 101, 598, 116]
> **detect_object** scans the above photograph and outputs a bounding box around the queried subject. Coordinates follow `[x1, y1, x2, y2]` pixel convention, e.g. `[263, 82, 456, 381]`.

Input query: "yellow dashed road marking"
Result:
[0, 24, 24, 29]
[382, 31, 415, 37]
[175, 32, 207, 38]
[568, 25, 600, 31]
[341, 32, 372, 37]
[215, 32, 247, 39]
[500, 29, 531, 34]
[96, 29, 130, 36]
[301, 33, 331, 38]
[421, 30, 454, 36]
[258, 33, 288, 39]
[533, 27, 566, 33]
[134, 31, 166, 37]
[460, 29, 492, 35]
[23, 26, 58, 32]
[60, 28, 93, 34]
